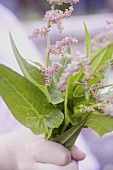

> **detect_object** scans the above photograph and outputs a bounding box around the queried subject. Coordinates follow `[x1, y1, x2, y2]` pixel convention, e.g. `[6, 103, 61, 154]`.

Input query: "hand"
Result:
[0, 128, 85, 170]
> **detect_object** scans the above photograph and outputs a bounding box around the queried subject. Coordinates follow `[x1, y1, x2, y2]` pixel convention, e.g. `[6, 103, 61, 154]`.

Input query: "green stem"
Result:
[104, 84, 113, 88]
[51, 4, 55, 10]
[45, 21, 51, 67]
[45, 4, 55, 67]
[61, 122, 69, 133]
[72, 103, 107, 118]
[90, 103, 107, 108]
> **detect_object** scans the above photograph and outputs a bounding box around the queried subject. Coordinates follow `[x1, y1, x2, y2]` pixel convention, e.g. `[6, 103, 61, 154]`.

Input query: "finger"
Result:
[33, 160, 78, 170]
[70, 146, 86, 161]
[34, 135, 71, 166]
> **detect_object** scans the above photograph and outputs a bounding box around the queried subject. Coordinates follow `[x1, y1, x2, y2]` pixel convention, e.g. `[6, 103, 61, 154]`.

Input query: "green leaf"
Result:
[48, 78, 65, 104]
[73, 96, 94, 106]
[91, 47, 106, 61]
[48, 88, 65, 104]
[73, 85, 85, 97]
[64, 83, 71, 123]
[52, 115, 89, 149]
[55, 47, 71, 82]
[85, 89, 90, 103]
[0, 64, 64, 135]
[63, 69, 84, 125]
[68, 68, 84, 99]
[26, 59, 42, 68]
[10, 33, 51, 103]
[84, 23, 91, 58]
[85, 112, 113, 136]
[90, 44, 113, 73]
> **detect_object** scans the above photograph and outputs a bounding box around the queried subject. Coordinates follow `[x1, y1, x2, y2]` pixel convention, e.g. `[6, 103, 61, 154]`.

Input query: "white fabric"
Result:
[76, 133, 100, 170]
[0, 3, 43, 71]
[0, 3, 43, 132]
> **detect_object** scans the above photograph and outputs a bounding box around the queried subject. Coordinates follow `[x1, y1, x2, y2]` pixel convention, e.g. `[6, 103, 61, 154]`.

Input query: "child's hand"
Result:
[0, 128, 85, 170]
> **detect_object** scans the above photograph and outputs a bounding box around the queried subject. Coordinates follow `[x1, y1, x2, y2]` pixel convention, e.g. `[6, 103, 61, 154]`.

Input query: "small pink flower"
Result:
[47, 0, 79, 5]
[58, 52, 90, 91]
[106, 18, 113, 25]
[91, 19, 113, 51]
[48, 37, 78, 55]
[28, 27, 50, 39]
[44, 6, 74, 32]
[41, 62, 62, 87]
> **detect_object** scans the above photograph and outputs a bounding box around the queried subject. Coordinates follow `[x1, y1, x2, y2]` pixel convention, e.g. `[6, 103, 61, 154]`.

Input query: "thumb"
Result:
[70, 146, 86, 161]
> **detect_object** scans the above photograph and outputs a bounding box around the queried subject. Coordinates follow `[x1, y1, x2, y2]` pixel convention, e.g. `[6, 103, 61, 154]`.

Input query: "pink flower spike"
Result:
[106, 18, 113, 25]
[47, 0, 79, 5]
[41, 62, 62, 87]
[48, 37, 78, 55]
[44, 6, 74, 32]
[28, 27, 50, 39]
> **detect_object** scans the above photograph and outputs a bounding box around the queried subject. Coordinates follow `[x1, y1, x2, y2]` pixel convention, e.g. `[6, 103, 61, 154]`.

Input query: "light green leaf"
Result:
[85, 112, 113, 136]
[49, 88, 65, 104]
[63, 69, 84, 125]
[10, 33, 51, 103]
[84, 23, 91, 58]
[55, 47, 71, 82]
[85, 89, 90, 103]
[48, 77, 65, 104]
[26, 59, 42, 68]
[91, 47, 106, 61]
[73, 85, 85, 97]
[68, 68, 84, 99]
[90, 44, 113, 73]
[0, 64, 64, 135]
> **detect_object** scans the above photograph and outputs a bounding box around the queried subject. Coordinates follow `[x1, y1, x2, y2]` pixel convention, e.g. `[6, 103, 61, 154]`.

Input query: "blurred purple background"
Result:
[0, 0, 113, 20]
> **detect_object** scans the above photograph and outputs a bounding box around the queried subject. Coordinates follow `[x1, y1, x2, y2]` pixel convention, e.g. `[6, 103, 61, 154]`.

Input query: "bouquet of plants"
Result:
[0, 0, 113, 149]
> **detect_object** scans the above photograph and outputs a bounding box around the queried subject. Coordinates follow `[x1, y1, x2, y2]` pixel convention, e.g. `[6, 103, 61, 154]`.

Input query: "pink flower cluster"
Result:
[106, 18, 113, 26]
[48, 36, 78, 55]
[41, 62, 62, 87]
[47, 0, 79, 5]
[104, 104, 113, 117]
[91, 18, 113, 51]
[58, 52, 90, 91]
[28, 27, 50, 39]
[44, 6, 74, 32]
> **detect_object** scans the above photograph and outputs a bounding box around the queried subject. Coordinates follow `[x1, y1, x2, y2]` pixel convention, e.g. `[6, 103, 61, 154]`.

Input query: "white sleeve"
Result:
[0, 3, 44, 72]
[76, 132, 100, 170]
[0, 3, 43, 133]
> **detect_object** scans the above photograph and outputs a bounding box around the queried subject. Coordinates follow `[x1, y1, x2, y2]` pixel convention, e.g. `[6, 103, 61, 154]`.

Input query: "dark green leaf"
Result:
[52, 115, 89, 149]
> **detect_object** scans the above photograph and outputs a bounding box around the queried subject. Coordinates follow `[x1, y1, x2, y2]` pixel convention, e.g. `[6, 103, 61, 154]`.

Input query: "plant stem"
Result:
[61, 122, 69, 133]
[90, 103, 107, 108]
[45, 4, 55, 68]
[51, 4, 55, 10]
[45, 21, 51, 68]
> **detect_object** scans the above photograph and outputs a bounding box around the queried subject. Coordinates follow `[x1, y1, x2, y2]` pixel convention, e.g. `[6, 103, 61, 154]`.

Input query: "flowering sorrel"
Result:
[0, 0, 113, 149]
